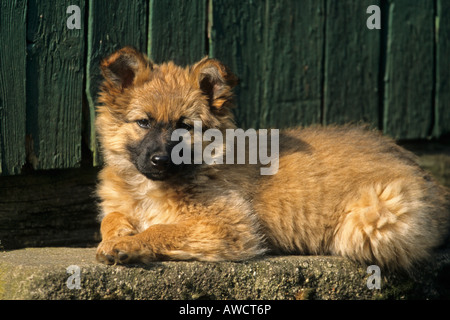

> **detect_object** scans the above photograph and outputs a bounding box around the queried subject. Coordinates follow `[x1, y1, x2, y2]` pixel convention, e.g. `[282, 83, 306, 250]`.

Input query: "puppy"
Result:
[95, 47, 450, 271]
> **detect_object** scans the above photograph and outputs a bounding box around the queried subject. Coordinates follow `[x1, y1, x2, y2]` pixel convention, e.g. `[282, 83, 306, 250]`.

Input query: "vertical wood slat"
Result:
[26, 0, 85, 170]
[85, 0, 148, 166]
[383, 0, 434, 140]
[211, 0, 266, 129]
[324, 0, 381, 127]
[212, 0, 324, 130]
[149, 0, 206, 66]
[0, 1, 27, 175]
[263, 0, 324, 129]
[434, 0, 450, 138]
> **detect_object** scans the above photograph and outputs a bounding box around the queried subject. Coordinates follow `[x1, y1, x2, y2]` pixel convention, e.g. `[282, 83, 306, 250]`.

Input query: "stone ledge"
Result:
[1, 247, 450, 300]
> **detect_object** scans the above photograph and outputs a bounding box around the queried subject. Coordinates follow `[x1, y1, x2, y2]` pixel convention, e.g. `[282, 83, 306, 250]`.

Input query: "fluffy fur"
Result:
[95, 47, 450, 271]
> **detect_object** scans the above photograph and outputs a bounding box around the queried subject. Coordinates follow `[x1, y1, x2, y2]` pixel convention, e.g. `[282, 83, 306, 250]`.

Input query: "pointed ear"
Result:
[100, 46, 152, 90]
[192, 57, 238, 110]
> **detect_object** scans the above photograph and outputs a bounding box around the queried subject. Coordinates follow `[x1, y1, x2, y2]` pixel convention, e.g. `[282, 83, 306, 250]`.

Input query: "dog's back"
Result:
[252, 126, 450, 270]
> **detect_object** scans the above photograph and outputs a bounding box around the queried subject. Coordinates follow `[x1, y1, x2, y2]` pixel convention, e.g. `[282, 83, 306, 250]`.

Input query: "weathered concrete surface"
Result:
[1, 247, 450, 300]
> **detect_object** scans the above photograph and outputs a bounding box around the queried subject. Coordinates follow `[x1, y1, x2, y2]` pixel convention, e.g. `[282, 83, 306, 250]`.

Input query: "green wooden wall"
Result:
[0, 0, 449, 175]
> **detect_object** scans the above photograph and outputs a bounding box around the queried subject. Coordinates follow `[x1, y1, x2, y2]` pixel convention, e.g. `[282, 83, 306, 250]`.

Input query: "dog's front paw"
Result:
[96, 236, 155, 265]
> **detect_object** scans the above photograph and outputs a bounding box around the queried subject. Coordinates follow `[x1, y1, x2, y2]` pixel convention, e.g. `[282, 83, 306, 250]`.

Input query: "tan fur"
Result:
[95, 47, 450, 271]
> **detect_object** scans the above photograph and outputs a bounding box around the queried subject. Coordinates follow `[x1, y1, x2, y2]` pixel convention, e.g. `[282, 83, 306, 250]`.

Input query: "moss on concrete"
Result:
[1, 247, 450, 300]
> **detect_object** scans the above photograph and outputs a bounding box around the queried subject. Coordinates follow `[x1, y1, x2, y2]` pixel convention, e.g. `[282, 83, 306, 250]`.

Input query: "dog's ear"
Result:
[100, 47, 152, 90]
[192, 57, 238, 110]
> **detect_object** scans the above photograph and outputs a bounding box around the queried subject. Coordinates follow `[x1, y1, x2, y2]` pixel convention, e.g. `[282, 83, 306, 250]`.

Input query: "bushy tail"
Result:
[332, 178, 450, 271]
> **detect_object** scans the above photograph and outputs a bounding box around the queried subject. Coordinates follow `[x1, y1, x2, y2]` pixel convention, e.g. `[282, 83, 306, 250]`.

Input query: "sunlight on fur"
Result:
[94, 47, 450, 272]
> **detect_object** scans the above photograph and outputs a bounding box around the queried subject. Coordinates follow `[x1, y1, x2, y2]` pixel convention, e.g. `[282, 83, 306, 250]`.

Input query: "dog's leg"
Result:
[96, 212, 140, 264]
[100, 211, 138, 240]
[96, 217, 265, 264]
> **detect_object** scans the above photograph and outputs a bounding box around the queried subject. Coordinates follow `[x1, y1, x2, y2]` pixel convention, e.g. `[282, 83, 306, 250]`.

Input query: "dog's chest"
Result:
[130, 182, 187, 232]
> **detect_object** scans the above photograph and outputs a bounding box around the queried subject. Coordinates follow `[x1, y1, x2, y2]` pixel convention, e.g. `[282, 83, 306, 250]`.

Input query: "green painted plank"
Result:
[263, 0, 324, 128]
[0, 0, 27, 175]
[212, 0, 324, 129]
[26, 0, 85, 170]
[324, 0, 380, 127]
[149, 0, 206, 65]
[86, 0, 148, 166]
[434, 0, 450, 138]
[211, 0, 266, 129]
[383, 0, 434, 140]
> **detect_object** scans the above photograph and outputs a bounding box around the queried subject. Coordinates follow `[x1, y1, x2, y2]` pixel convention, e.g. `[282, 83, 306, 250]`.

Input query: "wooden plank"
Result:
[324, 0, 380, 127]
[85, 0, 148, 166]
[211, 0, 266, 129]
[148, 0, 206, 66]
[383, 0, 434, 139]
[26, 0, 85, 170]
[434, 0, 450, 138]
[0, 167, 100, 249]
[263, 0, 324, 128]
[212, 1, 324, 129]
[0, 0, 27, 175]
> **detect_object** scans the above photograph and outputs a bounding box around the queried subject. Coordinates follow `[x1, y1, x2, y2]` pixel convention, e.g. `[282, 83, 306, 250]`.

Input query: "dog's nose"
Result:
[151, 155, 170, 169]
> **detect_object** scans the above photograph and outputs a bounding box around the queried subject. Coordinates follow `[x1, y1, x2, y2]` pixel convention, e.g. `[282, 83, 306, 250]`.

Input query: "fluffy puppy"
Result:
[95, 47, 450, 271]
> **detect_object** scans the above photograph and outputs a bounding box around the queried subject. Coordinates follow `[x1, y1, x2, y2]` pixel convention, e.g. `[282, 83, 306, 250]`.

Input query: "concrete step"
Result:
[1, 247, 450, 300]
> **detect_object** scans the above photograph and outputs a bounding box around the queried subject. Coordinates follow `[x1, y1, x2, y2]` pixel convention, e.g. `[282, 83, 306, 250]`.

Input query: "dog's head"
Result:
[96, 47, 238, 181]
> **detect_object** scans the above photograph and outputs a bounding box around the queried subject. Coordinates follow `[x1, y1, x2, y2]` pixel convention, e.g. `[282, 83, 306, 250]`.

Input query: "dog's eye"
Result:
[136, 119, 151, 129]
